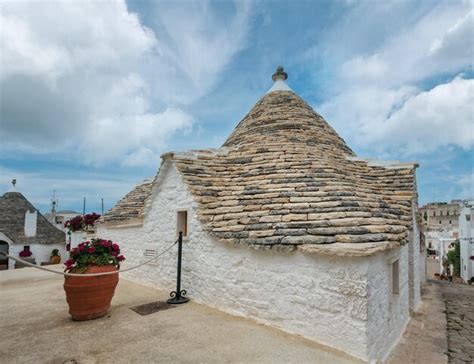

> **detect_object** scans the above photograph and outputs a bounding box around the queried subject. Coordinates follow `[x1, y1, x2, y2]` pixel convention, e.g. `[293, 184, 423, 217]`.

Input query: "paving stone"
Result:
[441, 282, 474, 363]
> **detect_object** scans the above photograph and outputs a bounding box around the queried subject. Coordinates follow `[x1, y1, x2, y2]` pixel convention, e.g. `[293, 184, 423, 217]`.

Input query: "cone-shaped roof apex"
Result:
[223, 67, 353, 156]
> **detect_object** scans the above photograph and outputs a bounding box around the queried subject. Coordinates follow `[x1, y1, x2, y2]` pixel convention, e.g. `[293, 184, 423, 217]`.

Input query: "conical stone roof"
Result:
[224, 90, 354, 157]
[105, 67, 418, 252]
[0, 192, 65, 245]
[103, 180, 153, 223]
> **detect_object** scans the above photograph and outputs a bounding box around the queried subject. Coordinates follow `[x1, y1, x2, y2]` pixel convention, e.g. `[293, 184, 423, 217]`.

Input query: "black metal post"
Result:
[167, 232, 189, 304]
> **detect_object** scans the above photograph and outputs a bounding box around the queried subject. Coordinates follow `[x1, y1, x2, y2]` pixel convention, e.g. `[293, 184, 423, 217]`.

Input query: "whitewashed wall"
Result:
[69, 231, 86, 249]
[98, 161, 412, 362]
[0, 230, 67, 269]
[366, 245, 410, 361]
[459, 206, 474, 282]
[419, 245, 427, 284]
[408, 204, 422, 312]
[7, 243, 66, 269]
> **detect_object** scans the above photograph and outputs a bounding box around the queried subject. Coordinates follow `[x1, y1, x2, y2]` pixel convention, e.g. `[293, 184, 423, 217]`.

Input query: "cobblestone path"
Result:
[437, 281, 474, 363]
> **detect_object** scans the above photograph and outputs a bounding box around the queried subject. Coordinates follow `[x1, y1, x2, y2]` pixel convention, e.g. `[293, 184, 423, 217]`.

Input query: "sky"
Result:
[0, 0, 473, 215]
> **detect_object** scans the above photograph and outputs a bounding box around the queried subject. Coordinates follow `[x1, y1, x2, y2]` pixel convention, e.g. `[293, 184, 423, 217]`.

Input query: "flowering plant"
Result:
[19, 249, 32, 257]
[64, 238, 125, 272]
[65, 213, 100, 232]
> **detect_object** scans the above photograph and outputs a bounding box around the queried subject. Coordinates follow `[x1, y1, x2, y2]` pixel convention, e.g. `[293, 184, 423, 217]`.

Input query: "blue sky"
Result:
[0, 0, 472, 215]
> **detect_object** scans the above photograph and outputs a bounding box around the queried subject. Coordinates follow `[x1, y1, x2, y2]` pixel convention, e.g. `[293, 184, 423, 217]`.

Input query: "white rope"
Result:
[0, 240, 178, 277]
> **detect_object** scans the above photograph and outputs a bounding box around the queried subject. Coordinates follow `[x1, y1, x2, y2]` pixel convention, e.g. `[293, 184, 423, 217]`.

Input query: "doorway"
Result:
[0, 241, 9, 270]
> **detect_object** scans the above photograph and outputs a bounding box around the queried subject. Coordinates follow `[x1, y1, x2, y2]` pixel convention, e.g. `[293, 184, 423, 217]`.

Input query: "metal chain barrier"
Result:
[0, 239, 178, 277]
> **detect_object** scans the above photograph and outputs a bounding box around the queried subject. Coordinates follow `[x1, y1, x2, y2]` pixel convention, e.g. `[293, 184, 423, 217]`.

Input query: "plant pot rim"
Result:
[66, 264, 118, 274]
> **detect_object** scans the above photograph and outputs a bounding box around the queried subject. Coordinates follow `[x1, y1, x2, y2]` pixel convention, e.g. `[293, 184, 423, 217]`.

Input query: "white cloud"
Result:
[0, 1, 155, 84]
[81, 108, 193, 166]
[368, 77, 474, 154]
[336, 3, 472, 87]
[0, 1, 251, 165]
[429, 10, 473, 65]
[146, 1, 252, 104]
[317, 1, 473, 157]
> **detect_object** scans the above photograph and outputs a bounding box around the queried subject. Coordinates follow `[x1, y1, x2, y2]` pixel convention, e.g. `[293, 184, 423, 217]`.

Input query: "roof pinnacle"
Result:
[266, 66, 293, 94]
[272, 66, 288, 81]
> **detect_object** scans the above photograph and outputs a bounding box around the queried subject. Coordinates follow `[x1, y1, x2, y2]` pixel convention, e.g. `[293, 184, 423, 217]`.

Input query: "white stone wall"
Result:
[7, 243, 67, 269]
[69, 231, 87, 249]
[419, 244, 427, 284]
[459, 206, 473, 282]
[0, 231, 67, 269]
[97, 161, 412, 362]
[366, 245, 410, 361]
[407, 203, 422, 312]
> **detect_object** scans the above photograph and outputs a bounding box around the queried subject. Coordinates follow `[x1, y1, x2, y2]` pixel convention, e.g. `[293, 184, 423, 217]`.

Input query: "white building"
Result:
[98, 67, 424, 362]
[45, 210, 80, 231]
[0, 186, 67, 269]
[459, 203, 474, 283]
[425, 230, 456, 275]
[419, 201, 461, 233]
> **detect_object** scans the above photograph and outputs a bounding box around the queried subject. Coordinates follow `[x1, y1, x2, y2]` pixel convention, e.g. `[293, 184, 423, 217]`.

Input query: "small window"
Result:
[392, 260, 399, 295]
[449, 220, 452, 224]
[439, 220, 442, 224]
[447, 211, 450, 216]
[177, 211, 188, 238]
[466, 214, 471, 221]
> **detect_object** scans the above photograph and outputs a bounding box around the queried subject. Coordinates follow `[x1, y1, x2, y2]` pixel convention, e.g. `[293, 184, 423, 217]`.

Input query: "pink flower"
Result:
[112, 243, 119, 251]
[19, 250, 32, 257]
[88, 247, 95, 254]
[117, 255, 125, 262]
[65, 259, 74, 268]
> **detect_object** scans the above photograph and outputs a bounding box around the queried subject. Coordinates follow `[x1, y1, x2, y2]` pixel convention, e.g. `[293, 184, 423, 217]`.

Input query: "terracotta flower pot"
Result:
[50, 255, 61, 264]
[63, 265, 119, 321]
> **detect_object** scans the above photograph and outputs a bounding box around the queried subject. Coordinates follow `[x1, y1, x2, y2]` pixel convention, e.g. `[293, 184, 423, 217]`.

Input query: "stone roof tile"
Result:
[102, 180, 152, 223]
[104, 69, 418, 251]
[0, 192, 65, 245]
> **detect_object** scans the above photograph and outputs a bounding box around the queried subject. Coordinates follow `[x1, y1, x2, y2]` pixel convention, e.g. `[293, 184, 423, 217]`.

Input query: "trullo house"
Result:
[0, 184, 66, 269]
[98, 67, 425, 362]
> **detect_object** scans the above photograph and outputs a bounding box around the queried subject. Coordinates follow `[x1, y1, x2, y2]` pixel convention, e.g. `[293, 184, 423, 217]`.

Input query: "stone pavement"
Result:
[387, 280, 448, 364]
[438, 280, 474, 363]
[388, 273, 473, 364]
[0, 266, 362, 364]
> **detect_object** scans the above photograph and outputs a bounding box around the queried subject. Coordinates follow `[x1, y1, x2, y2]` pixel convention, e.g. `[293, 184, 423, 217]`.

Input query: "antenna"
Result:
[50, 190, 58, 223]
[101, 198, 104, 215]
[51, 190, 58, 211]
[83, 197, 86, 215]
